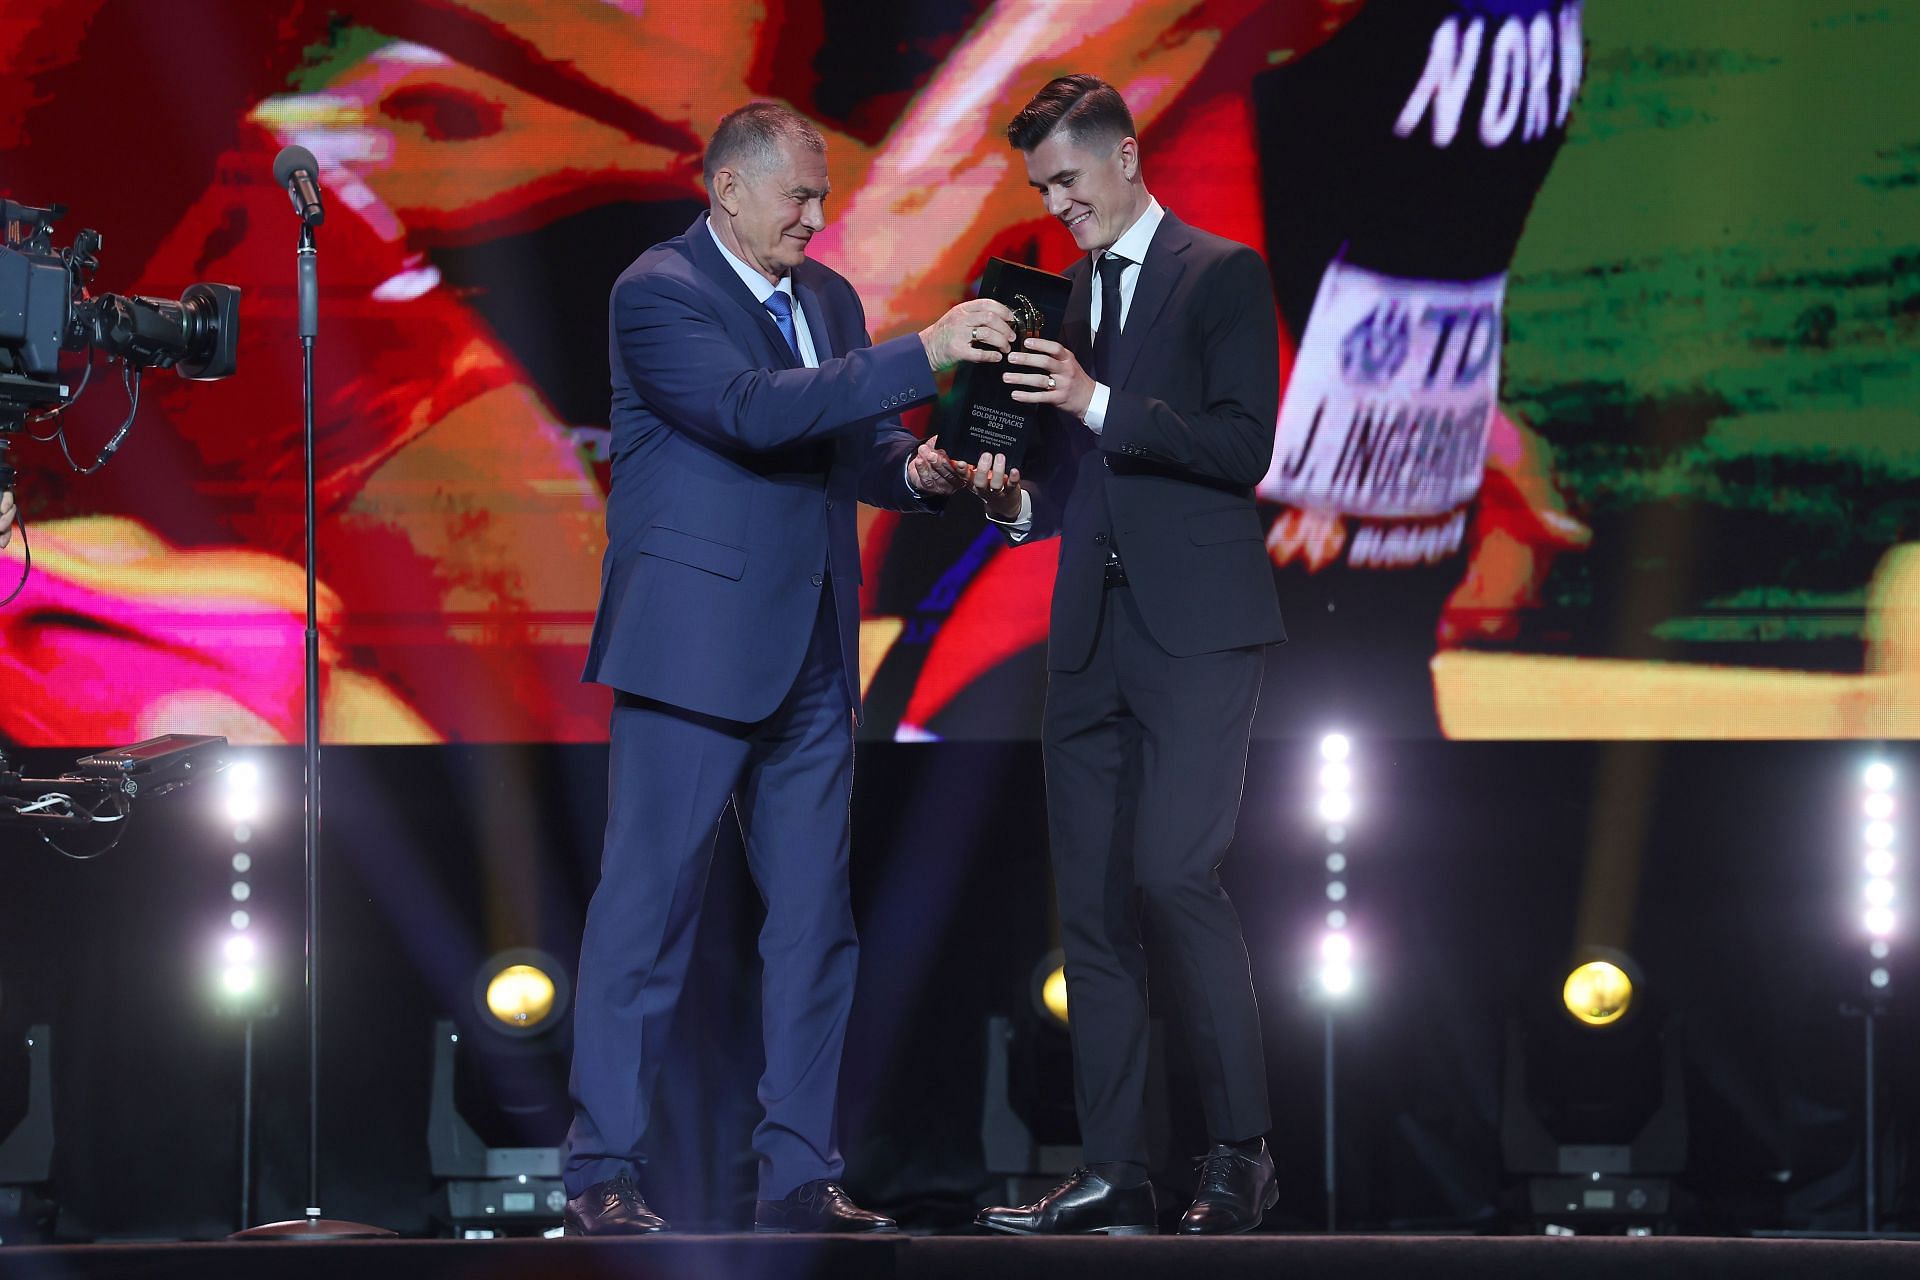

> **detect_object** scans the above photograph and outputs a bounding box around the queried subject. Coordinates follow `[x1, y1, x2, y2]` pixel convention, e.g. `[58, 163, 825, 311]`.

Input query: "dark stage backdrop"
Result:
[2, 0, 1914, 744]
[0, 740, 1911, 1238]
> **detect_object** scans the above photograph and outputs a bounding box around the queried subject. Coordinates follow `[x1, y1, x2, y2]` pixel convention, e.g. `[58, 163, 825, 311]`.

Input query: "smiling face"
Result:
[711, 137, 829, 283]
[1021, 128, 1147, 256]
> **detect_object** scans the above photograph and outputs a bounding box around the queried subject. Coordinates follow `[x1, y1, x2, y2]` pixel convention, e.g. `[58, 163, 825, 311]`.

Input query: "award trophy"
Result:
[939, 257, 1072, 473]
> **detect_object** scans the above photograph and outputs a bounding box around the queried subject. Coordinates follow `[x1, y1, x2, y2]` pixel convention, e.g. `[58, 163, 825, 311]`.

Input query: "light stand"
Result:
[1323, 1007, 1336, 1232]
[231, 175, 391, 1240]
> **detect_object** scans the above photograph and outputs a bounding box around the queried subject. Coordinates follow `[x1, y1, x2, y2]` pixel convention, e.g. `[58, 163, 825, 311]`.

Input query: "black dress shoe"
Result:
[753, 1179, 898, 1234]
[563, 1173, 668, 1236]
[1178, 1140, 1277, 1235]
[976, 1168, 1157, 1236]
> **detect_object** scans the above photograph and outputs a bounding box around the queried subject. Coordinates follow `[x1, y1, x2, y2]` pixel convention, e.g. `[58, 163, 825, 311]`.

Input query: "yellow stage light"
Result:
[1562, 960, 1633, 1027]
[485, 963, 557, 1031]
[1041, 965, 1070, 1026]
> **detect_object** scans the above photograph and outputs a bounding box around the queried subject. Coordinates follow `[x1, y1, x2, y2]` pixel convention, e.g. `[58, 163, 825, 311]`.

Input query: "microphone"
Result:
[272, 144, 325, 228]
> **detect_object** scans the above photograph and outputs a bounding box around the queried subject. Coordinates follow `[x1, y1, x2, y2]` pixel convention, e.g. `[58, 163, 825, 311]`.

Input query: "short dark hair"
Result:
[703, 102, 825, 190]
[1005, 74, 1136, 153]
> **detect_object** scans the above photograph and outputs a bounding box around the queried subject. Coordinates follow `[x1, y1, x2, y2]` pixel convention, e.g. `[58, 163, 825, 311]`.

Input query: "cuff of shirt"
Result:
[1083, 382, 1111, 434]
[986, 488, 1035, 542]
[903, 456, 922, 499]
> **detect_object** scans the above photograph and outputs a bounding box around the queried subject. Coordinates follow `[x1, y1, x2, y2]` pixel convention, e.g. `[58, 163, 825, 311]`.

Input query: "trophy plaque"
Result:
[938, 257, 1073, 474]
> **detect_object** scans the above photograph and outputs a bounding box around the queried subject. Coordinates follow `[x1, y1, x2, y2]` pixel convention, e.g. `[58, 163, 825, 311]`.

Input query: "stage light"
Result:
[1864, 907, 1895, 938]
[232, 852, 251, 873]
[1327, 910, 1347, 929]
[1320, 733, 1350, 763]
[230, 910, 249, 930]
[1562, 960, 1634, 1027]
[1321, 932, 1352, 963]
[1867, 849, 1895, 878]
[1866, 879, 1895, 908]
[1865, 793, 1895, 821]
[222, 757, 263, 823]
[1319, 792, 1353, 823]
[1327, 852, 1347, 873]
[224, 935, 255, 964]
[431, 950, 577, 1233]
[485, 966, 557, 1032]
[1504, 950, 1682, 1230]
[1039, 965, 1069, 1027]
[1327, 881, 1347, 901]
[1326, 825, 1346, 845]
[1320, 964, 1353, 997]
[1320, 762, 1352, 792]
[1866, 821, 1894, 848]
[221, 966, 257, 997]
[1865, 762, 1895, 791]
[230, 882, 250, 901]
[1872, 940, 1890, 960]
[1870, 967, 1891, 989]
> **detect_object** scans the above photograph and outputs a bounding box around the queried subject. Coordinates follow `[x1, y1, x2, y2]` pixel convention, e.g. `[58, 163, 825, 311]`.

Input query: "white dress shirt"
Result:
[991, 197, 1166, 538]
[708, 217, 819, 368]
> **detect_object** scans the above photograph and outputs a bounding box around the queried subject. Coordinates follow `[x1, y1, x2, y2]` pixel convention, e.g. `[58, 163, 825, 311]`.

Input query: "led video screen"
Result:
[1, 0, 1912, 743]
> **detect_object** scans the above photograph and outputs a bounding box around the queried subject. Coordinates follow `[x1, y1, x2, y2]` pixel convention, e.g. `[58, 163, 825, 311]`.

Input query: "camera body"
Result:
[0, 199, 240, 433]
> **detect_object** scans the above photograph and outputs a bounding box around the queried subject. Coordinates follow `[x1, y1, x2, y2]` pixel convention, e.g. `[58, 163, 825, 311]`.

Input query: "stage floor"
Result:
[3, 1234, 1920, 1280]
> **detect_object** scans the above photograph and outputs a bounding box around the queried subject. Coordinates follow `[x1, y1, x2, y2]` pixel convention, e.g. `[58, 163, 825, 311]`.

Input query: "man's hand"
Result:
[907, 435, 967, 496]
[0, 490, 15, 550]
[968, 451, 1024, 523]
[1003, 337, 1096, 421]
[920, 299, 1016, 373]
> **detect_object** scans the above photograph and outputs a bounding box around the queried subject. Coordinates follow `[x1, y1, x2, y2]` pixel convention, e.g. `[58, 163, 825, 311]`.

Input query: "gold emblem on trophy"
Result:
[1010, 293, 1045, 341]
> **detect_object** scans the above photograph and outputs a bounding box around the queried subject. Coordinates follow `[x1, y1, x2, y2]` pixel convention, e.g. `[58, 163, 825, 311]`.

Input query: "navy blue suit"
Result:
[566, 213, 936, 1202]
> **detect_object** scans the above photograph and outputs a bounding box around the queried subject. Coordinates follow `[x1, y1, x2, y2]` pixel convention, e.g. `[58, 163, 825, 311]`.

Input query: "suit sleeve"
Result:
[1097, 246, 1280, 488]
[615, 269, 935, 453]
[987, 408, 1083, 545]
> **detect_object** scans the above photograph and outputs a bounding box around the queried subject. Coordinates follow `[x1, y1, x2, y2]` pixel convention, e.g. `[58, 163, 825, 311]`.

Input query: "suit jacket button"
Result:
[826, 499, 835, 510]
[811, 573, 824, 587]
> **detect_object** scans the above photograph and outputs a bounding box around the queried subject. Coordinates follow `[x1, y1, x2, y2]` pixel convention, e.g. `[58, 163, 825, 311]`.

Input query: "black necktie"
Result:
[1088, 253, 1130, 385]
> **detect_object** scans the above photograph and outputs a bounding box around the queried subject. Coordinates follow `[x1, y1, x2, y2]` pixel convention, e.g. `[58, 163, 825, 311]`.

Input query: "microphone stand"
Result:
[231, 216, 393, 1241]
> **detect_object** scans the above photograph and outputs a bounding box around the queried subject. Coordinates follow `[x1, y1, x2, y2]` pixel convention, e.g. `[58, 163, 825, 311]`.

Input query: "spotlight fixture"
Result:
[983, 949, 1086, 1205]
[1503, 949, 1684, 1233]
[1033, 958, 1069, 1028]
[473, 950, 570, 1039]
[1562, 960, 1634, 1028]
[1850, 756, 1901, 1233]
[431, 949, 575, 1235]
[216, 757, 266, 1015]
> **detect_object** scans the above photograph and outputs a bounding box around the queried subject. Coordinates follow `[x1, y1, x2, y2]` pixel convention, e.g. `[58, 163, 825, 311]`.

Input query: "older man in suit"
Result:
[564, 101, 1013, 1236]
[972, 75, 1286, 1236]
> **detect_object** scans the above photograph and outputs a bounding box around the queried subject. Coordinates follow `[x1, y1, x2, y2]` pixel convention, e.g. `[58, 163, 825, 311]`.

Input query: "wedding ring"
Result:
[1047, 375, 1057, 390]
[971, 326, 980, 342]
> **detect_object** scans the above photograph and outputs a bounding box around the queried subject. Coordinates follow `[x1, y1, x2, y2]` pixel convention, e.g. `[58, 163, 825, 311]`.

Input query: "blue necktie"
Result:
[764, 290, 799, 359]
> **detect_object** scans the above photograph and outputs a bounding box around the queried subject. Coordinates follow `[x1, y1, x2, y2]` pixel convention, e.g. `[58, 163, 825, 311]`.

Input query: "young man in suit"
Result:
[564, 101, 1014, 1236]
[972, 75, 1286, 1237]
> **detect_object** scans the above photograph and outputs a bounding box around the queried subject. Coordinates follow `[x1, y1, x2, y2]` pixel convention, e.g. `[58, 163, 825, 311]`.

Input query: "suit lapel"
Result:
[793, 274, 835, 362]
[684, 212, 801, 370]
[1111, 213, 1190, 392]
[793, 263, 849, 475]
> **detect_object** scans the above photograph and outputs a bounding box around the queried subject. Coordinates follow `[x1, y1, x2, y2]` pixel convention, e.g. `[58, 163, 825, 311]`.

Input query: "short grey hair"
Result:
[703, 102, 826, 191]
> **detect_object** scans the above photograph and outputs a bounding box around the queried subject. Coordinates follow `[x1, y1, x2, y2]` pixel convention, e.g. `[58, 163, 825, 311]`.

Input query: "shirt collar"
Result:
[707, 214, 794, 305]
[1099, 196, 1164, 268]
